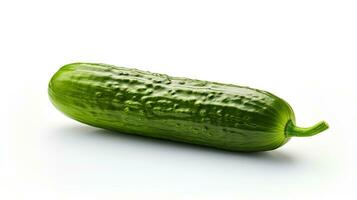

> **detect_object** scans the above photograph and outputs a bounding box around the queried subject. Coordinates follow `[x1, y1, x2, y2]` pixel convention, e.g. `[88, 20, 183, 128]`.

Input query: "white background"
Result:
[1, 0, 356, 199]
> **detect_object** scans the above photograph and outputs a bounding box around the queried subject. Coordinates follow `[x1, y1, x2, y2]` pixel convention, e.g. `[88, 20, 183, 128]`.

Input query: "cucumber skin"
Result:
[48, 63, 295, 152]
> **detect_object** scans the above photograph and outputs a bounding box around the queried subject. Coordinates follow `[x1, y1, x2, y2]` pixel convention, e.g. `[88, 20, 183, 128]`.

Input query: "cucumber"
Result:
[48, 63, 328, 152]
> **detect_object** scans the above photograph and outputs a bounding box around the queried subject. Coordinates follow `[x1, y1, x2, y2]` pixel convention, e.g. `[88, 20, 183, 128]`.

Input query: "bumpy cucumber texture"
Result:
[48, 63, 329, 152]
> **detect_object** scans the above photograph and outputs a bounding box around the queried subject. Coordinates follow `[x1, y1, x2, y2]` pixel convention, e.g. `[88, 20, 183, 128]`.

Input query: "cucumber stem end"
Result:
[285, 120, 329, 137]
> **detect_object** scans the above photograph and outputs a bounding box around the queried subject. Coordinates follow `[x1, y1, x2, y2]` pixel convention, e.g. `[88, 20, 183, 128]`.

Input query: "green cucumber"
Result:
[48, 63, 328, 152]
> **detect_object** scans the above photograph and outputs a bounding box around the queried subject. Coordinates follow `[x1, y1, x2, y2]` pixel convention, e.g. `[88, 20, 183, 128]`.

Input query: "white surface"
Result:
[1, 0, 356, 199]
